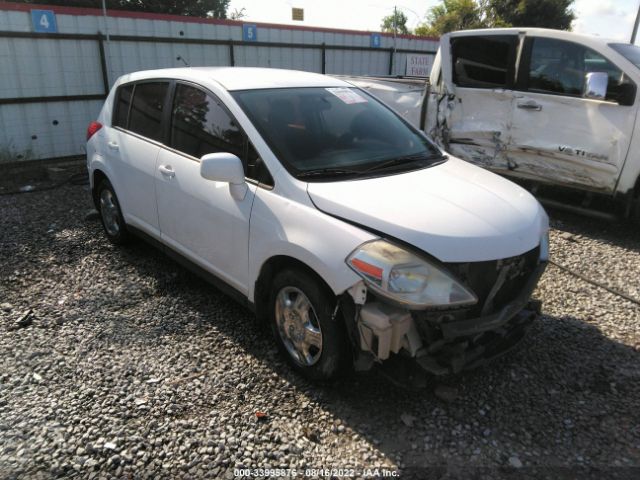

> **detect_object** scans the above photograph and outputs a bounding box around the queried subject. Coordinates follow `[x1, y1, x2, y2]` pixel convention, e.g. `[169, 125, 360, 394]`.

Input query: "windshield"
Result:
[610, 43, 640, 69]
[232, 87, 444, 180]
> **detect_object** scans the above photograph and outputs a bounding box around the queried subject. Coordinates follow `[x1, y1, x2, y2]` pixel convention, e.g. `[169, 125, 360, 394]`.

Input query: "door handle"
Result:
[517, 101, 542, 111]
[107, 141, 119, 150]
[158, 165, 175, 178]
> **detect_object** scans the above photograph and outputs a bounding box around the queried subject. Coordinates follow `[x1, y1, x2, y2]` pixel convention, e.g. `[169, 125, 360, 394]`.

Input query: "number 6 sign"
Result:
[31, 10, 58, 33]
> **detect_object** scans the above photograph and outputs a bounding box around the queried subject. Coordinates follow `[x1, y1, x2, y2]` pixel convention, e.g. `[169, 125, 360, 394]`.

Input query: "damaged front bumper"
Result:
[344, 259, 548, 376]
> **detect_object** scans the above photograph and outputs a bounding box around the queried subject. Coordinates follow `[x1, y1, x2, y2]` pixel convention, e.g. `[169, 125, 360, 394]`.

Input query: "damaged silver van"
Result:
[348, 28, 640, 220]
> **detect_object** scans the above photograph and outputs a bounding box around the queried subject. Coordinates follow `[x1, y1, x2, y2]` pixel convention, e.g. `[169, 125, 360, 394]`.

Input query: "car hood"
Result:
[306, 157, 547, 262]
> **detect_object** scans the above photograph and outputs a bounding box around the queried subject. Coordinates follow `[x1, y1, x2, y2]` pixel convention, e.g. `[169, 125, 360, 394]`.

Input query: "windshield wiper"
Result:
[296, 153, 447, 179]
[361, 153, 446, 173]
[296, 167, 362, 179]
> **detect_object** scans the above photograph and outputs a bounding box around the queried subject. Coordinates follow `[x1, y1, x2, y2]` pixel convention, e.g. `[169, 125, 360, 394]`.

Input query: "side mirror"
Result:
[583, 72, 608, 101]
[200, 152, 247, 200]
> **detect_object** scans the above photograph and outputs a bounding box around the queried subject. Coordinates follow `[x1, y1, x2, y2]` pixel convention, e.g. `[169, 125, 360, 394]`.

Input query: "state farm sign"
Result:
[405, 54, 432, 77]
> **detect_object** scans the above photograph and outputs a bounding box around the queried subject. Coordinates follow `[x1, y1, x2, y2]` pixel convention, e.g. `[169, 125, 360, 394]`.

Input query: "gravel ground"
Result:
[1, 180, 639, 479]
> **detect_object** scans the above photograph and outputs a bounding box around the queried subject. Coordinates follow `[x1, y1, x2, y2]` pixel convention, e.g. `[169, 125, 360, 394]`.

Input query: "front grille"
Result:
[446, 246, 540, 317]
[411, 247, 540, 342]
[407, 247, 541, 372]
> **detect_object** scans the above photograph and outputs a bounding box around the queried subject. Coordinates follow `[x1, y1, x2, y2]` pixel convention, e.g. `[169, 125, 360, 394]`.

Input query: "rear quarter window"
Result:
[113, 84, 133, 128]
[128, 82, 169, 142]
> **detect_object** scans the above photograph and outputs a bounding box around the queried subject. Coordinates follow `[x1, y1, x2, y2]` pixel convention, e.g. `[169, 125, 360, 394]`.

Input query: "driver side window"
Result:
[170, 84, 244, 160]
[526, 37, 632, 103]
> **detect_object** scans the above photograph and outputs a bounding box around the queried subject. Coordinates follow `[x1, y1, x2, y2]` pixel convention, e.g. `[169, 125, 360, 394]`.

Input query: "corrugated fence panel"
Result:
[326, 49, 390, 76]
[0, 100, 103, 159]
[0, 38, 103, 98]
[0, 4, 438, 161]
[235, 45, 321, 72]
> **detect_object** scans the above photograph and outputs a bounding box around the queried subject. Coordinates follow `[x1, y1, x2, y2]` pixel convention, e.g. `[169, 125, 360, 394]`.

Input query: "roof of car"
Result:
[117, 67, 351, 91]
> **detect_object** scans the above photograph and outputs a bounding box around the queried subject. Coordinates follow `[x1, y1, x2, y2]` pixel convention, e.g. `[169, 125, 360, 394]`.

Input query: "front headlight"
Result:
[346, 240, 477, 309]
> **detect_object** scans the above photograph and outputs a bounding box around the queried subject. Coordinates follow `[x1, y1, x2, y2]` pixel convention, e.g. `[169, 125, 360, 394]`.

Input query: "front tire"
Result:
[269, 268, 350, 380]
[96, 179, 130, 245]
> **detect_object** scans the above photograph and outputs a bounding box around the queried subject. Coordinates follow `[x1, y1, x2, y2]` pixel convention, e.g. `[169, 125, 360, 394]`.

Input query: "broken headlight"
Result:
[346, 240, 477, 309]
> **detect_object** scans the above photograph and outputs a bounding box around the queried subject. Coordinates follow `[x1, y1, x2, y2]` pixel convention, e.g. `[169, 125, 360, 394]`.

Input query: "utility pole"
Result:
[393, 6, 397, 54]
[101, 0, 113, 86]
[632, 0, 640, 44]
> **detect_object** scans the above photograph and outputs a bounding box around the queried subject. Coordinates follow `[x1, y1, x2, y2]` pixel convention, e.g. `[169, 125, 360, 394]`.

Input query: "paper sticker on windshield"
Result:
[326, 88, 368, 104]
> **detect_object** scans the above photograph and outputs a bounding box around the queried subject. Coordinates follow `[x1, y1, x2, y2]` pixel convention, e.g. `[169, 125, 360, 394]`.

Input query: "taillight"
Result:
[86, 121, 102, 141]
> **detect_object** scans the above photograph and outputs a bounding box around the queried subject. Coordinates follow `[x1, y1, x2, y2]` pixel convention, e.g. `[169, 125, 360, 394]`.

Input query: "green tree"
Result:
[487, 0, 574, 30]
[414, 0, 574, 36]
[7, 0, 231, 18]
[381, 10, 410, 35]
[414, 0, 486, 37]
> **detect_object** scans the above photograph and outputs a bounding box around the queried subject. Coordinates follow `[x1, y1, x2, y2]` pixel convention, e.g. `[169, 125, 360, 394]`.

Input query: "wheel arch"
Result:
[91, 169, 109, 209]
[253, 255, 337, 324]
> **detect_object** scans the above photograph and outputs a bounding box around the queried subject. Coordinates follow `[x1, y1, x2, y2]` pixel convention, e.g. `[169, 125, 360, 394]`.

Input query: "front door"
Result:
[154, 83, 256, 294]
[507, 36, 636, 192]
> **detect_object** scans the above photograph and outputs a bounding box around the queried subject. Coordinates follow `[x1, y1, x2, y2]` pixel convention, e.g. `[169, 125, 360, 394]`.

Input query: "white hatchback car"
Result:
[87, 67, 549, 380]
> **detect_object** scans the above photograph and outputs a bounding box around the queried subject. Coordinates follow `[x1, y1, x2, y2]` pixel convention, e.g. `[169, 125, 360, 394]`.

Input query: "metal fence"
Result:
[0, 2, 438, 162]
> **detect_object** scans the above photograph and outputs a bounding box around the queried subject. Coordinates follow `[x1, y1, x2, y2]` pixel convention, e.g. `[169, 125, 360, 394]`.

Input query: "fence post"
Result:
[97, 32, 110, 93]
[387, 48, 394, 75]
[229, 40, 235, 66]
[321, 42, 326, 74]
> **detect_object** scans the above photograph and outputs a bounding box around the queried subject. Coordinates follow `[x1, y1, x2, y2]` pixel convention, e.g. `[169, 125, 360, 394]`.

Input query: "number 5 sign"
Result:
[31, 10, 58, 33]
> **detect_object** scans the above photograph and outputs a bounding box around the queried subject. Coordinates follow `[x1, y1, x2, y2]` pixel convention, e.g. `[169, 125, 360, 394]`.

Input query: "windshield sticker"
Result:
[325, 88, 368, 104]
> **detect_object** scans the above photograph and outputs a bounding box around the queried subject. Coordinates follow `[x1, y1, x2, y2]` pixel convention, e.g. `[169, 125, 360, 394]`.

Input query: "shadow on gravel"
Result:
[72, 229, 640, 478]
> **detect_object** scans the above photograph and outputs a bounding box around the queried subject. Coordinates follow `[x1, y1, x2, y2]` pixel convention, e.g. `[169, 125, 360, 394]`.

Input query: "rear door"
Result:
[108, 81, 169, 236]
[154, 82, 259, 295]
[439, 33, 519, 170]
[507, 36, 637, 192]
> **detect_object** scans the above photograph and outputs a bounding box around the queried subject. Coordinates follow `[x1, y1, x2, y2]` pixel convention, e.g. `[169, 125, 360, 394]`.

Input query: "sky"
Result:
[227, 0, 640, 43]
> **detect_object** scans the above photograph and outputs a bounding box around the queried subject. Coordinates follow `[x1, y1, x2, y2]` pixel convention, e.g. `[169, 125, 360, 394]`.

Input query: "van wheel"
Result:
[96, 179, 130, 245]
[269, 268, 350, 380]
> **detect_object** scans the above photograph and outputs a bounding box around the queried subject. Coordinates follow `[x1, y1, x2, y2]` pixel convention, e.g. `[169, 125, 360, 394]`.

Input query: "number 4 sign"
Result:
[31, 10, 58, 33]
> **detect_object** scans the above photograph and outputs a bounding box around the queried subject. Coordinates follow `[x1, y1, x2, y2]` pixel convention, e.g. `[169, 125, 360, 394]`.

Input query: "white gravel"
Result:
[1, 183, 639, 479]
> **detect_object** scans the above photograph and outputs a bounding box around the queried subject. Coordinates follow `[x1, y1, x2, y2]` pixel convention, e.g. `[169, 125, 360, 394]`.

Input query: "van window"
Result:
[113, 84, 133, 128]
[451, 35, 516, 88]
[527, 37, 635, 103]
[128, 82, 169, 142]
[170, 84, 243, 160]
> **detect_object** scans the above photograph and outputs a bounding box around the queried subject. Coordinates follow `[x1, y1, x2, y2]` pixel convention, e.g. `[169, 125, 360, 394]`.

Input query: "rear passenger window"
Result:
[170, 84, 243, 159]
[113, 84, 133, 128]
[128, 82, 169, 142]
[451, 36, 516, 88]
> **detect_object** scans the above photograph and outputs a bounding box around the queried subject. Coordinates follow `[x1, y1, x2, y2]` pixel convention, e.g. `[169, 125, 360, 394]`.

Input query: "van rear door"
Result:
[434, 32, 519, 171]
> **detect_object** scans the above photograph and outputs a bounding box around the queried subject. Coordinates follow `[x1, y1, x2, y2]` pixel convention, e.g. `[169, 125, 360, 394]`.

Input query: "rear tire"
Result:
[96, 179, 130, 245]
[269, 268, 350, 380]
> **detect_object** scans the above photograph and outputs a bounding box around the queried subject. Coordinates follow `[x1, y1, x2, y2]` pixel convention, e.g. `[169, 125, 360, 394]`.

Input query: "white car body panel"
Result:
[247, 183, 376, 301]
[307, 157, 546, 263]
[155, 148, 258, 295]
